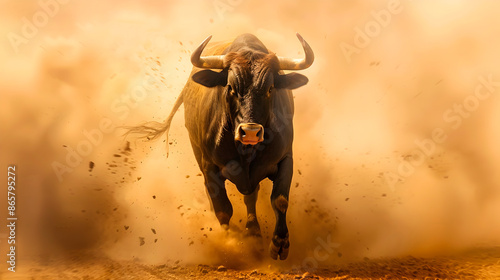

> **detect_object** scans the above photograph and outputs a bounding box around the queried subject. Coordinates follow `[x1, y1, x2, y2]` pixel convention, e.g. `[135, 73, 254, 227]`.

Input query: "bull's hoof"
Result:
[245, 214, 262, 237]
[245, 226, 262, 237]
[216, 212, 231, 226]
[269, 234, 290, 260]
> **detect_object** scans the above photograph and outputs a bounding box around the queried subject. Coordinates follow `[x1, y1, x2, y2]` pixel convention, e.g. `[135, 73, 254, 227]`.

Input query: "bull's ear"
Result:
[275, 72, 309, 90]
[192, 70, 227, 87]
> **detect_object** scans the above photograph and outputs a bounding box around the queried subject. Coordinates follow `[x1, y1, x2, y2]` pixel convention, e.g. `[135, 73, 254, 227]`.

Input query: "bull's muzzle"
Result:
[235, 123, 264, 145]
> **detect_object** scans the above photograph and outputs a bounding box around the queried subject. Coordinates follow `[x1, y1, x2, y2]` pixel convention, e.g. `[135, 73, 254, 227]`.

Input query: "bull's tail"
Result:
[123, 92, 184, 157]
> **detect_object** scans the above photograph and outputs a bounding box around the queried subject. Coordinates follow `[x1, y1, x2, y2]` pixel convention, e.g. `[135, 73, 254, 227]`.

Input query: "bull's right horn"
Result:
[191, 35, 225, 69]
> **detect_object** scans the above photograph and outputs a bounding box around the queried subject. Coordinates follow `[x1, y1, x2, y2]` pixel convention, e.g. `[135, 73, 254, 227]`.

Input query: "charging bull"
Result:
[128, 33, 314, 260]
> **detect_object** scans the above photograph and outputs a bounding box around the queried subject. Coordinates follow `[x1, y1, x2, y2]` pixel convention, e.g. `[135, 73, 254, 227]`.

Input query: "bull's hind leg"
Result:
[243, 184, 261, 236]
[269, 155, 292, 260]
[203, 163, 233, 227]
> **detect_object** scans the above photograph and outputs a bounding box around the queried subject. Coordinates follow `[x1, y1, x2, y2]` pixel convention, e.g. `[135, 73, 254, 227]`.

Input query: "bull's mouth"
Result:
[239, 139, 260, 146]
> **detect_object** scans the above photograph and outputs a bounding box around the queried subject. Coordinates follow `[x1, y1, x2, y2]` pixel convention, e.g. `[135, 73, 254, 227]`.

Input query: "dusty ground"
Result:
[3, 247, 500, 279]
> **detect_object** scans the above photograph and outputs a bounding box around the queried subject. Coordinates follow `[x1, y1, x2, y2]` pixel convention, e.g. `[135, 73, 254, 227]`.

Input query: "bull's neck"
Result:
[232, 142, 261, 193]
[237, 143, 260, 166]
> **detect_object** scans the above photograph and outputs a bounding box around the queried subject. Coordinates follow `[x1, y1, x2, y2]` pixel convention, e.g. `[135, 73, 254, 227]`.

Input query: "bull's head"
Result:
[190, 33, 314, 146]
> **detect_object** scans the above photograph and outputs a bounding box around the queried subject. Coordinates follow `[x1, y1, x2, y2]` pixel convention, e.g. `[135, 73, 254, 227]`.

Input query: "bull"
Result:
[128, 33, 314, 260]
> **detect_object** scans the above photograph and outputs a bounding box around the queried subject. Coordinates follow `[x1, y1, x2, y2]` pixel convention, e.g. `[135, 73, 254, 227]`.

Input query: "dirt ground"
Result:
[3, 247, 500, 280]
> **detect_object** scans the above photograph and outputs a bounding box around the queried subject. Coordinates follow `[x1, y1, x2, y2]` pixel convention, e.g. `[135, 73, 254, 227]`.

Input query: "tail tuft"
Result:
[123, 92, 184, 157]
[123, 121, 170, 141]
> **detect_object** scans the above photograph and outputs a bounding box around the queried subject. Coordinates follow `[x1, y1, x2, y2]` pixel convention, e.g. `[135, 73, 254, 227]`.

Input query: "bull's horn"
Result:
[278, 33, 314, 70]
[191, 35, 225, 69]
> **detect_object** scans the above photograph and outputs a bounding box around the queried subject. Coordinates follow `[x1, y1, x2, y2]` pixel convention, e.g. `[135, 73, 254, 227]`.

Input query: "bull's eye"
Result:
[267, 86, 274, 97]
[228, 85, 235, 96]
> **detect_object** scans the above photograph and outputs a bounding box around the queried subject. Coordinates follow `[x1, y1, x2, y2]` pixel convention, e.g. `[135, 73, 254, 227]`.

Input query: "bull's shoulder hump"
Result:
[204, 41, 233, 56]
[227, 34, 268, 53]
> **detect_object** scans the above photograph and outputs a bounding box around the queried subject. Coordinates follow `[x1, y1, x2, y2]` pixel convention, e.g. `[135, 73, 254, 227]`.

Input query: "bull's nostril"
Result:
[239, 126, 246, 137]
[256, 128, 263, 138]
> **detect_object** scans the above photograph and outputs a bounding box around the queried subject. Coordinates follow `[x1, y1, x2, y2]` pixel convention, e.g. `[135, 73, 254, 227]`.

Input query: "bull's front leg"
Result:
[243, 184, 262, 237]
[203, 163, 233, 227]
[269, 155, 293, 260]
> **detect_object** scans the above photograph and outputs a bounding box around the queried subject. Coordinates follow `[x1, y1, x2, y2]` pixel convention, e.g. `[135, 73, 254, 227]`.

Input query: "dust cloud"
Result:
[1, 0, 500, 271]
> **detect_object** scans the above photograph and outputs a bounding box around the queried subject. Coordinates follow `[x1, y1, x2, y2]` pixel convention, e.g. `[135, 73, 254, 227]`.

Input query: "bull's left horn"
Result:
[278, 33, 314, 70]
[191, 35, 225, 69]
